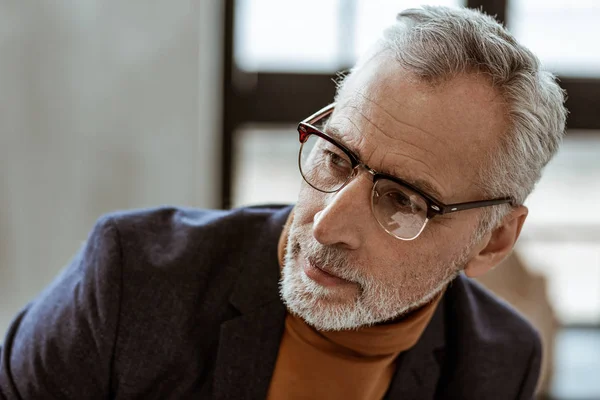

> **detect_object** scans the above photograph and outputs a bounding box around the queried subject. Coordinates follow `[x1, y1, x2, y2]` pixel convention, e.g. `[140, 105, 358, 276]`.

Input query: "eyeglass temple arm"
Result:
[436, 198, 514, 215]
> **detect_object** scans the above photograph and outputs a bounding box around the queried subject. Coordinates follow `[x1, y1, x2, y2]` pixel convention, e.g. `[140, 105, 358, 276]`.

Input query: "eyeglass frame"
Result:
[297, 102, 515, 227]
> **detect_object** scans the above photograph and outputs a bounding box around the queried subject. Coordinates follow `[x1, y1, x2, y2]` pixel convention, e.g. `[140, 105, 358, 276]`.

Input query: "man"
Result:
[0, 5, 566, 400]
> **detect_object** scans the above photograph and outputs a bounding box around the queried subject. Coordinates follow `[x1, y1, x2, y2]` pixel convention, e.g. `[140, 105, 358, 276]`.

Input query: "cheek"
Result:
[427, 214, 480, 251]
[295, 184, 323, 224]
[363, 235, 446, 282]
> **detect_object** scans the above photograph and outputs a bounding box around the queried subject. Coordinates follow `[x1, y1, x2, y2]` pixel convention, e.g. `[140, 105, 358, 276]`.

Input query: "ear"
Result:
[464, 205, 528, 278]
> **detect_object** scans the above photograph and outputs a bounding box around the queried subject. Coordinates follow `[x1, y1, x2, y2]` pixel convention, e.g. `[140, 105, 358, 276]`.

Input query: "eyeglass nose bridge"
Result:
[360, 163, 378, 177]
[350, 162, 376, 176]
[339, 163, 377, 191]
[349, 163, 378, 181]
[331, 163, 378, 195]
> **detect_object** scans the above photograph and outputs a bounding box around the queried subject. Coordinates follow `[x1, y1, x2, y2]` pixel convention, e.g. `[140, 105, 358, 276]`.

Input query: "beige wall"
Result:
[0, 1, 223, 338]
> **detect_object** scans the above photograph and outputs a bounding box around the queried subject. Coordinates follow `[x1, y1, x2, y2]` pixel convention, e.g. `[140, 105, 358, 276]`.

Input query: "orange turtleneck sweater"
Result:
[267, 210, 443, 400]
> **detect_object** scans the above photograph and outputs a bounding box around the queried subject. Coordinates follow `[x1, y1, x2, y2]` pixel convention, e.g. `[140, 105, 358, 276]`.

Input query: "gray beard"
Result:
[279, 223, 466, 331]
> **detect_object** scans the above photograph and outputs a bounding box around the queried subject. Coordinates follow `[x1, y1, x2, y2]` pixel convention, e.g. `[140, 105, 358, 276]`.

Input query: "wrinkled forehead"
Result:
[328, 56, 508, 202]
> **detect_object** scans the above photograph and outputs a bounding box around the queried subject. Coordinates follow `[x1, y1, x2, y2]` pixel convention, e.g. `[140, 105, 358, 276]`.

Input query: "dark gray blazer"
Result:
[0, 205, 541, 399]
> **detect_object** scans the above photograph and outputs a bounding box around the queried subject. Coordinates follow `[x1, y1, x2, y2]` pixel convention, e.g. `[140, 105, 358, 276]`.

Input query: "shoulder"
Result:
[106, 204, 292, 237]
[101, 204, 293, 259]
[442, 275, 542, 397]
[93, 203, 294, 300]
[449, 275, 541, 349]
[88, 204, 293, 284]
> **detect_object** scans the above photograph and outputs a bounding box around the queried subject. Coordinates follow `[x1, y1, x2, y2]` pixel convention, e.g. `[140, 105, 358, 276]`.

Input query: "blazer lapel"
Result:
[212, 300, 286, 400]
[385, 293, 447, 399]
[212, 206, 291, 400]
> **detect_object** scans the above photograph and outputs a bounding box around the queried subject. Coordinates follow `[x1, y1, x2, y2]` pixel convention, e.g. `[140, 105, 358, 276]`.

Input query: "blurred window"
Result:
[234, 0, 342, 72]
[354, 0, 461, 59]
[235, 0, 463, 72]
[508, 0, 600, 77]
[232, 125, 299, 207]
[519, 132, 600, 325]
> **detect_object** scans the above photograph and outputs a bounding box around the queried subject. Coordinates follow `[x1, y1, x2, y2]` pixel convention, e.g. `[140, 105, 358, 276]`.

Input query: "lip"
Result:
[302, 257, 351, 287]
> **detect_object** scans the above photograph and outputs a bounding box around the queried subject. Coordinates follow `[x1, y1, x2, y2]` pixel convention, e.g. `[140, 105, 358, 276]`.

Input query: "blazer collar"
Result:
[228, 206, 292, 314]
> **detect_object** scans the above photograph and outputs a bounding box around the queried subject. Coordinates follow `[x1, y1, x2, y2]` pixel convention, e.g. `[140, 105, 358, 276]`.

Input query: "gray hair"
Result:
[341, 6, 568, 237]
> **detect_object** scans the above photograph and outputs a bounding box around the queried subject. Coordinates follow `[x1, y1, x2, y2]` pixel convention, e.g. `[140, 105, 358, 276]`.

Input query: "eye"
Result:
[325, 150, 349, 167]
[320, 142, 352, 171]
[389, 191, 410, 206]
[387, 191, 422, 213]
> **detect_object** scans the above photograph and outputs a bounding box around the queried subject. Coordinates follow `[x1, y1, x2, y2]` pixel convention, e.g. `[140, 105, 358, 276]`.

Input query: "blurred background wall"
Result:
[1, 1, 599, 399]
[0, 1, 222, 335]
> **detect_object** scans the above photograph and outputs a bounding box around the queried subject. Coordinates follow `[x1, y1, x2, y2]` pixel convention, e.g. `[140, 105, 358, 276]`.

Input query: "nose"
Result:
[312, 170, 374, 250]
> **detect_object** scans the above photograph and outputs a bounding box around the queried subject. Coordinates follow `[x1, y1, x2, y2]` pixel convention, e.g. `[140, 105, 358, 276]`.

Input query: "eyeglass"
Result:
[297, 103, 515, 241]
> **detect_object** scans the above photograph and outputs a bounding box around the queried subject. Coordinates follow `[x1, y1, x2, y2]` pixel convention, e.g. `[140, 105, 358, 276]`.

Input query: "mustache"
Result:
[292, 235, 363, 283]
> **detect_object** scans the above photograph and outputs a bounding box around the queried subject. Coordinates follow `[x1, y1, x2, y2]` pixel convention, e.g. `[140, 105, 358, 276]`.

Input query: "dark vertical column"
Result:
[221, 0, 236, 209]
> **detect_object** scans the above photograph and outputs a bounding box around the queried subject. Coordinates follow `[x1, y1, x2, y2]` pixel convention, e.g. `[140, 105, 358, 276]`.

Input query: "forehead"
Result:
[328, 55, 508, 202]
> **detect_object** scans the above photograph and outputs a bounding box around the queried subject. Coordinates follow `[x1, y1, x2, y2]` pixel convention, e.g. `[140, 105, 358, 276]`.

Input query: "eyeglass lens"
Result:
[299, 133, 428, 240]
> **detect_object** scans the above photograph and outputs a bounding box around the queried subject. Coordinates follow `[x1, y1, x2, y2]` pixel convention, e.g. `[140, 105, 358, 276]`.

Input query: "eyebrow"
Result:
[406, 177, 444, 201]
[324, 124, 445, 201]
